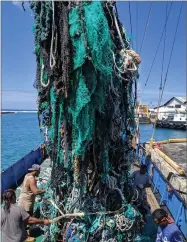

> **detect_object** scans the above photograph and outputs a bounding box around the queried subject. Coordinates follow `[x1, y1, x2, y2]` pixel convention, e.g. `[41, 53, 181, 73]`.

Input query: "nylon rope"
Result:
[40, 63, 50, 88]
[49, 0, 56, 70]
[113, 7, 125, 49]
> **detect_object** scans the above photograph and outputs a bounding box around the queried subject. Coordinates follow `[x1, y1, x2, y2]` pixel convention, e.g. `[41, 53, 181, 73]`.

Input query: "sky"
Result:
[2, 1, 186, 110]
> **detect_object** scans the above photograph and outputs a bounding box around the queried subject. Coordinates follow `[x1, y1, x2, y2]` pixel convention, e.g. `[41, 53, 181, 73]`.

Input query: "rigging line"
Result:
[153, 2, 168, 126]
[151, 2, 183, 140]
[139, 1, 153, 55]
[160, 2, 183, 104]
[156, 2, 168, 112]
[160, 2, 168, 90]
[140, 1, 173, 97]
[128, 1, 133, 49]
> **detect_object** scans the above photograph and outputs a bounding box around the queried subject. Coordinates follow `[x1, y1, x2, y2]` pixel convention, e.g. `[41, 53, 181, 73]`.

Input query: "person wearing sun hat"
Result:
[18, 164, 46, 216]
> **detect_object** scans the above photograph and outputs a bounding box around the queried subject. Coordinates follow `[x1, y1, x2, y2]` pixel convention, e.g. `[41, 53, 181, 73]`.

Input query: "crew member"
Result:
[131, 164, 151, 189]
[152, 208, 183, 242]
[18, 164, 45, 216]
[1, 189, 51, 242]
[131, 165, 151, 221]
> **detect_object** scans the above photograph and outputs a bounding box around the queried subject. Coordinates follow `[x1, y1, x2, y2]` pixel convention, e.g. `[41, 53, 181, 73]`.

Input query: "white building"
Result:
[153, 97, 187, 120]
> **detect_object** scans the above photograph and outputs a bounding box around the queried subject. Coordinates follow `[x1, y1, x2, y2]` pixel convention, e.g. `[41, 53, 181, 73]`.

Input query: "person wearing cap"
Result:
[131, 165, 151, 222]
[1, 189, 51, 242]
[152, 208, 183, 242]
[18, 164, 45, 216]
[131, 164, 151, 189]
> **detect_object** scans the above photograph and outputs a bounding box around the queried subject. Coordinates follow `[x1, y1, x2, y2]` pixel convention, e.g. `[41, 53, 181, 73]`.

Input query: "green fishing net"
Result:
[30, 1, 150, 241]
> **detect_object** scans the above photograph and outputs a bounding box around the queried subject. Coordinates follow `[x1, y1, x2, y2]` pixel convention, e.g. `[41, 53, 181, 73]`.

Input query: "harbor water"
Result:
[1, 113, 186, 170]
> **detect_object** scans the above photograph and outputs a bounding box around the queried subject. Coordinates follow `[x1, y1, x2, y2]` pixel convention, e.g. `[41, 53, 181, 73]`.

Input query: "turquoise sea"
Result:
[1, 113, 186, 170]
[2, 113, 42, 170]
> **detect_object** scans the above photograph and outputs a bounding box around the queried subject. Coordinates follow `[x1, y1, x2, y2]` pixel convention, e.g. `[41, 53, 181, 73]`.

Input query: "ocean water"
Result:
[1, 113, 42, 170]
[139, 124, 186, 143]
[1, 113, 186, 170]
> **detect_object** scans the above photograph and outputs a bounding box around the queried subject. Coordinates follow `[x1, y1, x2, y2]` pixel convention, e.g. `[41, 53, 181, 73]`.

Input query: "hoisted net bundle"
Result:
[30, 1, 149, 241]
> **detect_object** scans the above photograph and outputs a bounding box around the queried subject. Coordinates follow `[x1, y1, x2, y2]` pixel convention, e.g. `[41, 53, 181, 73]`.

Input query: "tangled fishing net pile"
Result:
[30, 1, 150, 241]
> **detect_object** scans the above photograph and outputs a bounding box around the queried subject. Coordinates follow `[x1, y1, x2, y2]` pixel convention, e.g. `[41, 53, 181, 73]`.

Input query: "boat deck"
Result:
[161, 142, 187, 174]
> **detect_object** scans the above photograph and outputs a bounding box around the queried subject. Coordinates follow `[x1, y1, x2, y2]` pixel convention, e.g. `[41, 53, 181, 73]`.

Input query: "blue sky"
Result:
[2, 1, 186, 110]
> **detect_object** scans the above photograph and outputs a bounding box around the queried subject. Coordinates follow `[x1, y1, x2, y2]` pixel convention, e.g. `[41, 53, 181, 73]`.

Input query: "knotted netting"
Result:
[30, 1, 151, 241]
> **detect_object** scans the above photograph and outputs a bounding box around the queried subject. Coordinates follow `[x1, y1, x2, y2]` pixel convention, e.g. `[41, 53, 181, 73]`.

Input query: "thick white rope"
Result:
[112, 50, 138, 78]
[47, 199, 64, 215]
[40, 63, 50, 88]
[115, 214, 134, 232]
[111, 50, 125, 74]
[44, 127, 48, 142]
[40, 1, 57, 88]
[112, 7, 125, 49]
[50, 0, 56, 70]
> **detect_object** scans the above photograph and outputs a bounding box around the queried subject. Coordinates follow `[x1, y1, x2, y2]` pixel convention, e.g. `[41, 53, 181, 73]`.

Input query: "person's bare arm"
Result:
[24, 216, 51, 225]
[29, 177, 45, 195]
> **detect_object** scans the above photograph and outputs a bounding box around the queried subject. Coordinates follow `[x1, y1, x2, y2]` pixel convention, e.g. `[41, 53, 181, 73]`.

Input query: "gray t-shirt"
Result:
[1, 204, 29, 242]
[132, 170, 151, 188]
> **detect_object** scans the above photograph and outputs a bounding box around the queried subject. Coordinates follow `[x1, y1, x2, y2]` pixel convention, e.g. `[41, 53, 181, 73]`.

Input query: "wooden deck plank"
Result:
[146, 187, 160, 213]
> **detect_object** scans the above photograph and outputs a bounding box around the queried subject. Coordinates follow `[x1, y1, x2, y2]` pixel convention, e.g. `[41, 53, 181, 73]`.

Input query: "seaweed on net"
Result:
[30, 1, 150, 241]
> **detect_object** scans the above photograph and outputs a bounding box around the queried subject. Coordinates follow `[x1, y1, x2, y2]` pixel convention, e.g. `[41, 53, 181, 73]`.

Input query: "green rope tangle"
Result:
[30, 1, 149, 241]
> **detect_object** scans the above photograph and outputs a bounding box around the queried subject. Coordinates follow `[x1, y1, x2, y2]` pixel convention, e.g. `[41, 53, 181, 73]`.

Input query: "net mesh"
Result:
[30, 1, 151, 241]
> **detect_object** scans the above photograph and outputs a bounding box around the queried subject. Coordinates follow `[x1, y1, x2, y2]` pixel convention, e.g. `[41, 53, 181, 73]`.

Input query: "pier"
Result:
[156, 119, 186, 130]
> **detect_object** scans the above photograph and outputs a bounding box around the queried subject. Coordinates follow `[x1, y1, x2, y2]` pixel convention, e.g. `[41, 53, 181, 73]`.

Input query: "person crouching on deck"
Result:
[152, 208, 183, 242]
[131, 164, 151, 221]
[18, 164, 45, 216]
[1, 189, 51, 242]
[131, 164, 151, 190]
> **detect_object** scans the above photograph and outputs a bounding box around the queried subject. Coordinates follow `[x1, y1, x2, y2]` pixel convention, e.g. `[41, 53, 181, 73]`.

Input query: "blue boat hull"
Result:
[137, 146, 187, 239]
[1, 146, 46, 195]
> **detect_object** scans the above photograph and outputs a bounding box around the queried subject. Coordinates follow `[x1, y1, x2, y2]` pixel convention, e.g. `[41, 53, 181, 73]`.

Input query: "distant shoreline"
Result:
[1, 110, 37, 114]
[1, 111, 15, 115]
